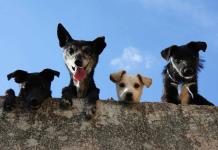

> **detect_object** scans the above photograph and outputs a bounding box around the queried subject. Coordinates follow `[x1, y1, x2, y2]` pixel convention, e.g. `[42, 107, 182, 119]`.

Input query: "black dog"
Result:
[57, 23, 106, 118]
[161, 41, 214, 106]
[3, 69, 60, 111]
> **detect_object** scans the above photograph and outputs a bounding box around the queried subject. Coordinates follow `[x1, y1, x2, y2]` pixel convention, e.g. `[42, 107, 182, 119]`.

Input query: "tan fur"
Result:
[110, 70, 152, 102]
[110, 70, 126, 83]
[137, 74, 152, 88]
[179, 85, 191, 104]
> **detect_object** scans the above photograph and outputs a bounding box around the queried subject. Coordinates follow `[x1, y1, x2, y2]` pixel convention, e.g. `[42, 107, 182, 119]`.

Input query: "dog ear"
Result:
[187, 41, 207, 52]
[40, 69, 60, 82]
[57, 23, 73, 47]
[7, 70, 29, 83]
[110, 70, 126, 83]
[93, 36, 106, 55]
[161, 45, 178, 61]
[137, 74, 152, 88]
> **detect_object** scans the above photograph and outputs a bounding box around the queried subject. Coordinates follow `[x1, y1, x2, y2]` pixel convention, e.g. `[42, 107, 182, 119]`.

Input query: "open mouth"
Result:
[72, 64, 89, 81]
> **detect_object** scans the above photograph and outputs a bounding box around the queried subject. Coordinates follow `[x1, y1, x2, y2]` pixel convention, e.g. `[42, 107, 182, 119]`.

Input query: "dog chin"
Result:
[180, 73, 195, 79]
[119, 96, 132, 102]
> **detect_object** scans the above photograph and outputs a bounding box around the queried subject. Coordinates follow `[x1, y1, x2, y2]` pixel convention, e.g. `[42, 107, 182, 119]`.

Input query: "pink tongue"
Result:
[74, 67, 86, 81]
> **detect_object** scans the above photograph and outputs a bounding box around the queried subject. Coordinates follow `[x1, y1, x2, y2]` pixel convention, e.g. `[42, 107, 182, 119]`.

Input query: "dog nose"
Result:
[126, 92, 133, 101]
[75, 59, 82, 67]
[30, 98, 38, 106]
[182, 68, 194, 76]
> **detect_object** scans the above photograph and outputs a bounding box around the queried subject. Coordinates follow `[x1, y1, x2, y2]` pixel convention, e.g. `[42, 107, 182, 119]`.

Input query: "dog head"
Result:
[110, 70, 152, 102]
[7, 69, 60, 109]
[57, 23, 106, 81]
[161, 41, 207, 79]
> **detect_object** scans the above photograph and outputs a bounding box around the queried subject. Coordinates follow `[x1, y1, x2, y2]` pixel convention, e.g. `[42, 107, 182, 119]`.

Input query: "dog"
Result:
[110, 70, 152, 102]
[161, 41, 214, 106]
[3, 69, 60, 111]
[57, 23, 106, 118]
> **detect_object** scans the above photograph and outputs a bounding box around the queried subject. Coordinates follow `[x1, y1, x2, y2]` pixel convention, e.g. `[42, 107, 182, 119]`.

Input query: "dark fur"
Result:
[3, 89, 16, 111]
[161, 41, 214, 106]
[57, 23, 106, 118]
[3, 69, 60, 111]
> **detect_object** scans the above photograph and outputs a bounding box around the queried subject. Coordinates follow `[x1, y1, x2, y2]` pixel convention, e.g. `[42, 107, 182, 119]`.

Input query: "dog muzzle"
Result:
[170, 57, 194, 80]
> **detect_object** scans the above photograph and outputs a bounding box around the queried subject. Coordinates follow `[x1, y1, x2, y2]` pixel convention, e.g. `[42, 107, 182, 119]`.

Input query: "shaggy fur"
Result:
[161, 41, 214, 106]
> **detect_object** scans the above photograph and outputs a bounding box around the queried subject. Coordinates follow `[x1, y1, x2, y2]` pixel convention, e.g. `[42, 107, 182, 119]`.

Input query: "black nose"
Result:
[30, 98, 38, 106]
[126, 92, 133, 101]
[75, 59, 82, 67]
[182, 68, 194, 76]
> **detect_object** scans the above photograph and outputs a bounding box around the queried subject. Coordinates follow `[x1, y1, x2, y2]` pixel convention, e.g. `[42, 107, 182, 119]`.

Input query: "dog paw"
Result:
[59, 98, 72, 109]
[85, 104, 96, 120]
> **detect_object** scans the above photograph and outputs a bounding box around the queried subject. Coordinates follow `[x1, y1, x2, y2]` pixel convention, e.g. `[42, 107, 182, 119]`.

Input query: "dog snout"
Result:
[182, 68, 194, 76]
[125, 92, 133, 101]
[74, 54, 83, 67]
[30, 98, 39, 106]
[75, 59, 82, 67]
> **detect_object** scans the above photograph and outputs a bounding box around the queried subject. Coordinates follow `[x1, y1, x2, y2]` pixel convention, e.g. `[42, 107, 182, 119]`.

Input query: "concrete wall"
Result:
[0, 97, 218, 150]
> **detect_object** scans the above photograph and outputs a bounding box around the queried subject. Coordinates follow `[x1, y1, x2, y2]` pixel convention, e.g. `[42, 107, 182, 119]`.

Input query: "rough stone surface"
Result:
[0, 97, 218, 150]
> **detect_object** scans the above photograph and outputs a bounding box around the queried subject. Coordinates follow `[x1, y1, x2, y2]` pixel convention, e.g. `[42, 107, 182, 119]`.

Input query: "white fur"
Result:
[63, 50, 78, 75]
[63, 48, 89, 88]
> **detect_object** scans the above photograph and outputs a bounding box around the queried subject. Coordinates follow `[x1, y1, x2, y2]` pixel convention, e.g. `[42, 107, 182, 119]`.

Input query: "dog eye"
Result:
[134, 83, 140, 89]
[119, 83, 125, 88]
[69, 48, 75, 55]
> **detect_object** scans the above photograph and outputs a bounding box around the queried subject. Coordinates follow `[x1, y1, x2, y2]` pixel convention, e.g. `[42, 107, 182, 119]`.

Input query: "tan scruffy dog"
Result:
[110, 70, 152, 102]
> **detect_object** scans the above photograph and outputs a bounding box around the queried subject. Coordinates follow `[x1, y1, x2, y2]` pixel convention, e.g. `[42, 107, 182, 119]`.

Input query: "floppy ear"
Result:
[187, 41, 207, 52]
[40, 69, 60, 82]
[161, 45, 178, 61]
[7, 70, 29, 83]
[110, 70, 126, 83]
[57, 23, 73, 47]
[137, 74, 152, 88]
[93, 36, 106, 55]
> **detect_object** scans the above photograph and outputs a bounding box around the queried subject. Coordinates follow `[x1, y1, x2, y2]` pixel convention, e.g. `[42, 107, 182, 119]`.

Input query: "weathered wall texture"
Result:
[0, 97, 218, 150]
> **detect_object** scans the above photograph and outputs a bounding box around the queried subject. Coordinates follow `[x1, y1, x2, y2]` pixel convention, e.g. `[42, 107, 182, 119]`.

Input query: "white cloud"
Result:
[110, 47, 156, 71]
[138, 0, 217, 27]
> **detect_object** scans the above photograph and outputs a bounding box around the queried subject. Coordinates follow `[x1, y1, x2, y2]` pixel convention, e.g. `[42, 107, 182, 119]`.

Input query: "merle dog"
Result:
[3, 69, 60, 111]
[161, 41, 214, 106]
[57, 23, 106, 118]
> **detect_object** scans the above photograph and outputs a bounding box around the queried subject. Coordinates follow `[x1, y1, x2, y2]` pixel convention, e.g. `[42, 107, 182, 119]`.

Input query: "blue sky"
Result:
[0, 0, 217, 105]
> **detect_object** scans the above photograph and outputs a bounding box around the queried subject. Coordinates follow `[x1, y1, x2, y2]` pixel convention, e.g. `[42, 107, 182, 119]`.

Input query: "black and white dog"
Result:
[4, 69, 60, 111]
[57, 23, 106, 118]
[161, 41, 214, 106]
